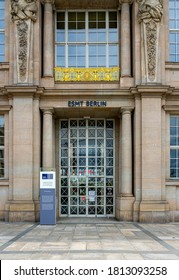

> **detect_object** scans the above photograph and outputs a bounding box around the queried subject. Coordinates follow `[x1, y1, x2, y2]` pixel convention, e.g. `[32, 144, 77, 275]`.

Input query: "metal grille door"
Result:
[60, 119, 115, 217]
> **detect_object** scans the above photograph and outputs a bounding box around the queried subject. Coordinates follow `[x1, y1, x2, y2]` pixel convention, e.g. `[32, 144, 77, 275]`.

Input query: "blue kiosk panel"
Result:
[40, 172, 56, 225]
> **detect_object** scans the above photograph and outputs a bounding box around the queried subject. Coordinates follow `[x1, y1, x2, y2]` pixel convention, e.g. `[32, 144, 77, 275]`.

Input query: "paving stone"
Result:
[0, 220, 179, 260]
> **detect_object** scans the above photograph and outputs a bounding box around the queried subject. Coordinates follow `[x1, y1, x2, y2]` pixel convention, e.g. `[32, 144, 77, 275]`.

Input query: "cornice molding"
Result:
[0, 105, 12, 112]
[2, 86, 44, 98]
[130, 85, 175, 97]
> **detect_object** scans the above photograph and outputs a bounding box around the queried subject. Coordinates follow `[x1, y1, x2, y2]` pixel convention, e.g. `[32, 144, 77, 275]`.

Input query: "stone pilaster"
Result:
[42, 109, 54, 169]
[116, 106, 135, 221]
[41, 0, 54, 77]
[136, 86, 170, 222]
[119, 0, 134, 87]
[3, 86, 43, 222]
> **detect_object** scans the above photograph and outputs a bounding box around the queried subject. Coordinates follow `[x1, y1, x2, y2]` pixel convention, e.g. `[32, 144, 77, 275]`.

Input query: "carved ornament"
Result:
[137, 0, 163, 82]
[11, 1, 38, 83]
[11, 0, 38, 22]
[137, 0, 163, 23]
[16, 20, 28, 81]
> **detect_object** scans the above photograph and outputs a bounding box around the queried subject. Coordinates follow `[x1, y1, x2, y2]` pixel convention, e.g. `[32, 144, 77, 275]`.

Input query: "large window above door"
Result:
[55, 10, 119, 82]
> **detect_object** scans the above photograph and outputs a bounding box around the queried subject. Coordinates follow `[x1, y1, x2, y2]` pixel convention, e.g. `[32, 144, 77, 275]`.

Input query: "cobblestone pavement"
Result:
[0, 219, 179, 260]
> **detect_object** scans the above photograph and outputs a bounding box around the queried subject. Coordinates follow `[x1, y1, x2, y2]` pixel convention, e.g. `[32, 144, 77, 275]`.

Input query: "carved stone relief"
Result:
[11, 0, 38, 84]
[137, 0, 163, 83]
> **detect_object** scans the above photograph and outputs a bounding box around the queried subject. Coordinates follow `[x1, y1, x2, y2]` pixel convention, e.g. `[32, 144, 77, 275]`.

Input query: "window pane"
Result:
[98, 22, 105, 29]
[77, 45, 85, 56]
[109, 31, 118, 42]
[98, 56, 106, 66]
[56, 10, 119, 68]
[89, 31, 98, 42]
[68, 22, 76, 30]
[56, 31, 65, 42]
[109, 12, 117, 21]
[98, 45, 106, 55]
[98, 32, 106, 42]
[109, 56, 118, 67]
[57, 12, 65, 21]
[68, 57, 76, 67]
[68, 31, 76, 42]
[0, 0, 4, 62]
[0, 19, 4, 29]
[98, 12, 105, 21]
[89, 12, 96, 21]
[76, 31, 85, 42]
[109, 45, 118, 56]
[0, 44, 4, 55]
[89, 45, 97, 56]
[57, 22, 65, 30]
[68, 12, 76, 21]
[169, 1, 179, 62]
[0, 33, 4, 42]
[170, 116, 179, 178]
[77, 56, 85, 67]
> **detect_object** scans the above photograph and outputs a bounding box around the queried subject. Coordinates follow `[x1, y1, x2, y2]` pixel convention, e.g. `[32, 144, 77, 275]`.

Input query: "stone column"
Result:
[116, 107, 134, 221]
[119, 0, 133, 77]
[42, 109, 54, 169]
[41, 0, 54, 77]
[121, 107, 133, 196]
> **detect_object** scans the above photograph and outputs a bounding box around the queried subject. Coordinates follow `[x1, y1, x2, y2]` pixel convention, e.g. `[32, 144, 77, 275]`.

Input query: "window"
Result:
[0, 0, 4, 62]
[169, 0, 179, 62]
[0, 116, 4, 178]
[56, 11, 119, 68]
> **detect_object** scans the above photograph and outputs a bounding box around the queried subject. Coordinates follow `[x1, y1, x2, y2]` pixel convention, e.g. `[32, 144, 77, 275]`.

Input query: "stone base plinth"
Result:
[120, 77, 134, 88]
[116, 196, 135, 221]
[5, 201, 36, 222]
[139, 201, 170, 223]
[34, 200, 40, 222]
[133, 200, 140, 222]
[40, 77, 54, 88]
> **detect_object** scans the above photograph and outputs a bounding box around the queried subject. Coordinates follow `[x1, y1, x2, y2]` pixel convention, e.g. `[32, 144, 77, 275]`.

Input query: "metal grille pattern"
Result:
[60, 119, 115, 217]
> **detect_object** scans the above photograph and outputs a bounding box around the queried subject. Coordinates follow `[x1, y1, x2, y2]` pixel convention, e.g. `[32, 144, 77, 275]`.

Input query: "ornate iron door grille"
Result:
[59, 119, 115, 217]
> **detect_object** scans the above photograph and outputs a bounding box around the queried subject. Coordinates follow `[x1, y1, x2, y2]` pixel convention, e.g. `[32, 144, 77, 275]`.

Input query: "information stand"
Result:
[40, 171, 56, 225]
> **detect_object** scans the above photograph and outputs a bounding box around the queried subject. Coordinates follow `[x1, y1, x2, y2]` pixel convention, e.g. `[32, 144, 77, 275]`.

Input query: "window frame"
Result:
[169, 0, 179, 62]
[0, 0, 5, 62]
[55, 9, 119, 69]
[0, 115, 4, 178]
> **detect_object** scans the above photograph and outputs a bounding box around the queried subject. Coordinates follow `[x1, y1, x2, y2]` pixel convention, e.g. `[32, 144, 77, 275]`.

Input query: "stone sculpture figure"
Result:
[137, 0, 163, 82]
[11, 0, 38, 22]
[137, 0, 163, 23]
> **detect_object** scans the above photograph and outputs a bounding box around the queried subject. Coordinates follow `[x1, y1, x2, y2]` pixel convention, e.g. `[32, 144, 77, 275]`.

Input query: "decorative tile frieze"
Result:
[55, 67, 120, 82]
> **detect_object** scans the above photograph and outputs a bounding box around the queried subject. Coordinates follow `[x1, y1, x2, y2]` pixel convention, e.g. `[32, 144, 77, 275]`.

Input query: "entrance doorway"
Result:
[59, 119, 115, 217]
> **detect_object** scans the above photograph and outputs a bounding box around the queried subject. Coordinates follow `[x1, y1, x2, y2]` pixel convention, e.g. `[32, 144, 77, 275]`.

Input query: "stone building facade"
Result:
[0, 0, 179, 222]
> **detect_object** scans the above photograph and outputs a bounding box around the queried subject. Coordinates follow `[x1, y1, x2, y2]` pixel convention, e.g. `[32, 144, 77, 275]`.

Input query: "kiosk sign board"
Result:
[40, 171, 56, 225]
